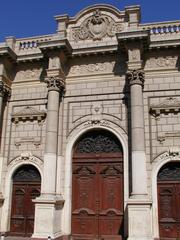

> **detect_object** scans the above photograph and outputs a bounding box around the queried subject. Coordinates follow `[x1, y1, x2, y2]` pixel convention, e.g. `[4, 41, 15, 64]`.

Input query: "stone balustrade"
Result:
[142, 21, 180, 35]
[17, 35, 54, 50]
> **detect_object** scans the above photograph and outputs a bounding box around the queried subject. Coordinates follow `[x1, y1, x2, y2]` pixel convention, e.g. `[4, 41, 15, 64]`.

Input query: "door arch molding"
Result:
[151, 151, 180, 238]
[62, 123, 129, 237]
[1, 154, 43, 234]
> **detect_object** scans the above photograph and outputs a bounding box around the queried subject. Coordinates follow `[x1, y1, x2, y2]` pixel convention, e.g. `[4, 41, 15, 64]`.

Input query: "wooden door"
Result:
[157, 163, 180, 239]
[72, 131, 124, 240]
[10, 165, 41, 237]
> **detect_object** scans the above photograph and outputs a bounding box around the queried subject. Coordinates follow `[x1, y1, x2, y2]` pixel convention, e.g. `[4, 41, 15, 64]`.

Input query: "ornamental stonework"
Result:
[126, 69, 145, 86]
[45, 76, 65, 93]
[145, 56, 178, 69]
[69, 62, 115, 75]
[72, 10, 124, 41]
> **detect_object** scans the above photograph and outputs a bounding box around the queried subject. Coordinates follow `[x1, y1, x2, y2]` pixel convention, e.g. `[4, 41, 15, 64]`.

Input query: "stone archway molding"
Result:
[0, 152, 43, 233]
[151, 147, 180, 239]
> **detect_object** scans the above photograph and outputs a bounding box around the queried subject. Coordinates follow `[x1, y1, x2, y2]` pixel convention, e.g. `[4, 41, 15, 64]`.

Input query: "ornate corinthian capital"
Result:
[0, 81, 11, 99]
[45, 76, 65, 94]
[127, 69, 145, 87]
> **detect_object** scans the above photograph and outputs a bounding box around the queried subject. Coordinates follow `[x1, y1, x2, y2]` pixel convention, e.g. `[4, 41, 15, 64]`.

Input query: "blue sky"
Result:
[0, 0, 180, 42]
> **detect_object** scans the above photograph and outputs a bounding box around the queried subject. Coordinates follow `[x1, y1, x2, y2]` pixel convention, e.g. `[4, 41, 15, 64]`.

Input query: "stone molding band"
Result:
[127, 69, 145, 87]
[45, 76, 65, 94]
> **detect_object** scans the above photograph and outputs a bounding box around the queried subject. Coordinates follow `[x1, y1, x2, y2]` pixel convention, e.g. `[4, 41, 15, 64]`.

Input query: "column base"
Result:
[127, 199, 153, 240]
[32, 194, 64, 240]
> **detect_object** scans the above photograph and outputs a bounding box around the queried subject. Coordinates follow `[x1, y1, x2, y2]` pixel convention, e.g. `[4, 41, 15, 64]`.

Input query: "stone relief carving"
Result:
[145, 56, 178, 69]
[154, 148, 180, 162]
[84, 119, 110, 127]
[72, 10, 124, 41]
[11, 106, 46, 124]
[8, 152, 43, 167]
[16, 68, 42, 80]
[150, 97, 180, 118]
[69, 62, 115, 75]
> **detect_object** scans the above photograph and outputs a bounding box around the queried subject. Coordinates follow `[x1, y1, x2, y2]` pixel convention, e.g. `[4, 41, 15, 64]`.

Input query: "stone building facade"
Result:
[0, 4, 180, 240]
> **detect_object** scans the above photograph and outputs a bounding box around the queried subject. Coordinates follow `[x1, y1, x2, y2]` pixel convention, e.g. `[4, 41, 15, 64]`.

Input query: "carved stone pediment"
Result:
[11, 106, 46, 124]
[150, 97, 180, 118]
[72, 9, 124, 41]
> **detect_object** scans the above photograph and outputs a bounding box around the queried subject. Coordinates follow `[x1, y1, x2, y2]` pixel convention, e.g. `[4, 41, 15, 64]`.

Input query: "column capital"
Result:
[0, 81, 11, 99]
[45, 76, 65, 94]
[127, 69, 145, 87]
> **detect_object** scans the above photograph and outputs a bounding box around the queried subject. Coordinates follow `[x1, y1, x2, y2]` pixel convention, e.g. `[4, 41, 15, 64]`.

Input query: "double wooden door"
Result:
[158, 163, 180, 239]
[10, 165, 41, 237]
[72, 153, 124, 240]
[10, 182, 40, 237]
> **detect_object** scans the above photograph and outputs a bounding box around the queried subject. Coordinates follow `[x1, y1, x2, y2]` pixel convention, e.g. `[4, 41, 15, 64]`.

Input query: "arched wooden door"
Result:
[72, 130, 124, 240]
[10, 165, 41, 237]
[157, 162, 180, 239]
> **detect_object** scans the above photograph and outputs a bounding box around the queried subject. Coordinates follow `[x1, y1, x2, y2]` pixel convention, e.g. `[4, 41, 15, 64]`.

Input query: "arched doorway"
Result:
[10, 164, 41, 237]
[71, 130, 124, 240]
[157, 162, 180, 239]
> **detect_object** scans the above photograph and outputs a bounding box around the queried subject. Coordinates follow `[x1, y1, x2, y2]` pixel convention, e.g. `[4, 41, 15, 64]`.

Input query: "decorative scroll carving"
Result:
[0, 81, 11, 99]
[150, 97, 180, 118]
[73, 166, 96, 175]
[13, 165, 41, 182]
[45, 76, 65, 94]
[69, 62, 115, 75]
[84, 119, 110, 127]
[11, 106, 46, 124]
[72, 10, 123, 41]
[146, 56, 178, 69]
[100, 165, 122, 176]
[75, 131, 122, 153]
[126, 69, 145, 86]
[158, 162, 180, 181]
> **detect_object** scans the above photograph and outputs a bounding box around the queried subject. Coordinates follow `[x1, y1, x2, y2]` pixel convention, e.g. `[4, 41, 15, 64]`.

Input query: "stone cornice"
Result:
[0, 45, 17, 61]
[38, 38, 72, 56]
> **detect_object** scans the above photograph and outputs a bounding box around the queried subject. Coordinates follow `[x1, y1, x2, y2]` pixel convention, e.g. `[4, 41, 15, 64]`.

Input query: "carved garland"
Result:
[72, 10, 124, 41]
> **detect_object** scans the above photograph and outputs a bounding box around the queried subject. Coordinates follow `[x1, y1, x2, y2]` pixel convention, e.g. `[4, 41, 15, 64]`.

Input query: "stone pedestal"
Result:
[127, 200, 153, 240]
[32, 196, 64, 240]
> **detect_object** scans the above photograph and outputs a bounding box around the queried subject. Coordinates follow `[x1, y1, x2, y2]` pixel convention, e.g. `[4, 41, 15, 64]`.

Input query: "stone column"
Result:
[127, 69, 147, 197]
[33, 76, 65, 240]
[42, 76, 65, 197]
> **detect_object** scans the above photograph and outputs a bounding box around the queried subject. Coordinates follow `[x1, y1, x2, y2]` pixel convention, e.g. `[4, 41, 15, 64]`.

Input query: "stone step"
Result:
[4, 237, 31, 240]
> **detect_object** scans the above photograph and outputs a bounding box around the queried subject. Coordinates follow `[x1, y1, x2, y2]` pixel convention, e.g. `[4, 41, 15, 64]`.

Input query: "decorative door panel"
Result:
[72, 164, 98, 238]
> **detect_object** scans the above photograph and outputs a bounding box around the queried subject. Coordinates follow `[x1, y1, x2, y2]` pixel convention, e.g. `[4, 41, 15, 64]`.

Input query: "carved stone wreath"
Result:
[72, 10, 124, 41]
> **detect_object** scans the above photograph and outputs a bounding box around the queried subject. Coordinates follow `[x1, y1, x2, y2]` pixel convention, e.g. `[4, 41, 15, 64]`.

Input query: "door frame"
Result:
[151, 152, 180, 239]
[62, 124, 129, 238]
[1, 155, 43, 234]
